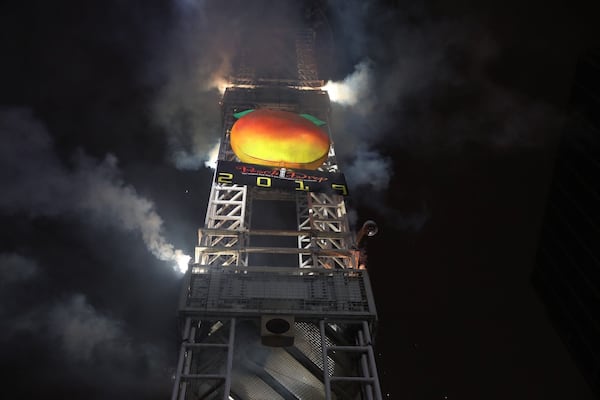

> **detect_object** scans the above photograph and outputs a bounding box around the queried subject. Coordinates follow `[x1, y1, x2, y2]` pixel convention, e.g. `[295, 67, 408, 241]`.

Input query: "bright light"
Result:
[323, 80, 357, 105]
[174, 252, 191, 273]
[322, 60, 372, 106]
[211, 76, 229, 95]
[204, 142, 220, 169]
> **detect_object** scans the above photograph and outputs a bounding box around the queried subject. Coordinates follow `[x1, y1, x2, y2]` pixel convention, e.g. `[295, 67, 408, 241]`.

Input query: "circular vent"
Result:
[265, 318, 291, 334]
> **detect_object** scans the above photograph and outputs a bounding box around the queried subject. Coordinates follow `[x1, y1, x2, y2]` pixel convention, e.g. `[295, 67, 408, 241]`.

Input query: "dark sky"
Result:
[1, 0, 599, 399]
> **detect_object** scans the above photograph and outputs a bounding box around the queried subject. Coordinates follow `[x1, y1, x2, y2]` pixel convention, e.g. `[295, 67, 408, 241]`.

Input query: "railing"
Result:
[180, 265, 378, 320]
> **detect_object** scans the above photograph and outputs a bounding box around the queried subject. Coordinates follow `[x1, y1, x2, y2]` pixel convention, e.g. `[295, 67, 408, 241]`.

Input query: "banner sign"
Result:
[216, 160, 349, 196]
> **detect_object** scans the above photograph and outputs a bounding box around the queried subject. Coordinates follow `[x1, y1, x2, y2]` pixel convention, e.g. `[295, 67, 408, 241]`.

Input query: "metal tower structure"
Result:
[171, 6, 383, 400]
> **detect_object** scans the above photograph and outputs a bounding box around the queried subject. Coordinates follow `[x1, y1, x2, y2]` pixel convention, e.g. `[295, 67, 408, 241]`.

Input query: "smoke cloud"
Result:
[327, 2, 564, 152]
[149, 0, 310, 171]
[0, 252, 39, 285]
[323, 59, 374, 109]
[149, 1, 234, 170]
[45, 294, 168, 373]
[0, 285, 171, 396]
[0, 107, 190, 272]
[49, 294, 131, 362]
[344, 148, 392, 191]
[322, 0, 565, 231]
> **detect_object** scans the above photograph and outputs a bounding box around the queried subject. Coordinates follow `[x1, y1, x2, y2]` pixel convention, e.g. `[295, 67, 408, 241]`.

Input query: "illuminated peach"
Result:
[230, 109, 330, 170]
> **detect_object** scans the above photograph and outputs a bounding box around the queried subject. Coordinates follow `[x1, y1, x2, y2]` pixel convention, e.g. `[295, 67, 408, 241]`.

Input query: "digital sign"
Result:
[216, 160, 349, 196]
[229, 109, 330, 170]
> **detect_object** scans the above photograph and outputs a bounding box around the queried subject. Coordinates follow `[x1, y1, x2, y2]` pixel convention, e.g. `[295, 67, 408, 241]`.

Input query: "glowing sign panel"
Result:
[216, 160, 349, 196]
[230, 109, 330, 170]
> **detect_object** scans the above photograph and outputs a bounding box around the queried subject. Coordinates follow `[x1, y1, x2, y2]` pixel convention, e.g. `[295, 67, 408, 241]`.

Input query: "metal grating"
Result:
[182, 266, 377, 319]
[295, 321, 335, 376]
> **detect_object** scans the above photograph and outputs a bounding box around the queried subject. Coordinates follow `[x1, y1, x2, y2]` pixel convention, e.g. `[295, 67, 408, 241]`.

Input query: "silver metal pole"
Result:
[171, 317, 192, 400]
[222, 318, 236, 399]
[179, 322, 197, 400]
[320, 320, 332, 400]
[362, 321, 383, 400]
[358, 329, 374, 400]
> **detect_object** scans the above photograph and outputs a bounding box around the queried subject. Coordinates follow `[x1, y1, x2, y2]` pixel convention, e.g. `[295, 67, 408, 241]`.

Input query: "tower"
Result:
[171, 4, 383, 399]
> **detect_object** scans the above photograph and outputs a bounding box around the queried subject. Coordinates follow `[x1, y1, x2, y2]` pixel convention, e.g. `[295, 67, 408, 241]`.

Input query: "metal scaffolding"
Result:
[171, 21, 382, 400]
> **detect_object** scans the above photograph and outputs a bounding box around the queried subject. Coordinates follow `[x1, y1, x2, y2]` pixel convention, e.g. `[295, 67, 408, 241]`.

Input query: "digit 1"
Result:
[295, 180, 309, 191]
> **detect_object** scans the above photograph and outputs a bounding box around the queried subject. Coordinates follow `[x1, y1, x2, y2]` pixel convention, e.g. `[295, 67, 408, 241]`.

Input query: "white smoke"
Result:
[344, 149, 392, 191]
[171, 140, 220, 170]
[330, 2, 563, 152]
[322, 2, 563, 234]
[77, 154, 192, 272]
[0, 253, 39, 285]
[49, 294, 127, 362]
[324, 60, 394, 193]
[1, 290, 169, 385]
[204, 141, 221, 169]
[324, 59, 374, 109]
[0, 107, 190, 273]
[150, 0, 231, 171]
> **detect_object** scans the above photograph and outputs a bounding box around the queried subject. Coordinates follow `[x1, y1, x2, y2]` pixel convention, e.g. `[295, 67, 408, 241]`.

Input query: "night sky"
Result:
[1, 1, 599, 399]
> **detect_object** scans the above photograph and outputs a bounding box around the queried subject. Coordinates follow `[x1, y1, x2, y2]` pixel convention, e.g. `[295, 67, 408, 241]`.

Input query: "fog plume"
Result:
[0, 107, 189, 272]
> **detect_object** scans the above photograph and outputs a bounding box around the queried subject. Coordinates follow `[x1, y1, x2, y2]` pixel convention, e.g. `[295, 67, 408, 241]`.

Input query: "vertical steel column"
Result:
[320, 320, 332, 400]
[358, 329, 374, 400]
[222, 318, 236, 400]
[179, 321, 197, 400]
[362, 321, 383, 400]
[171, 317, 192, 400]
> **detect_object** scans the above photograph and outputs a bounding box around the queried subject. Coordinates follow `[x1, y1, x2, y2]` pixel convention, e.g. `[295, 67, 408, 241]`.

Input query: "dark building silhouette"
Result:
[532, 49, 600, 398]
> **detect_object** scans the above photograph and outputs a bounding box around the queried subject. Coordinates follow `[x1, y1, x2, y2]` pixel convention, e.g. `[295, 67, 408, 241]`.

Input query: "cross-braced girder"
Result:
[175, 20, 382, 400]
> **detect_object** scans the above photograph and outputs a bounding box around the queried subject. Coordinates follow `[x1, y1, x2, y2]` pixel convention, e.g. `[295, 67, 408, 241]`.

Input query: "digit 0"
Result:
[256, 177, 271, 187]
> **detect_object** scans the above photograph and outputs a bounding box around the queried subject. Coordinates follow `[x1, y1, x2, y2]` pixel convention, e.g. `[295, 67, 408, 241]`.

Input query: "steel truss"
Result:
[172, 22, 382, 400]
[172, 315, 382, 400]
